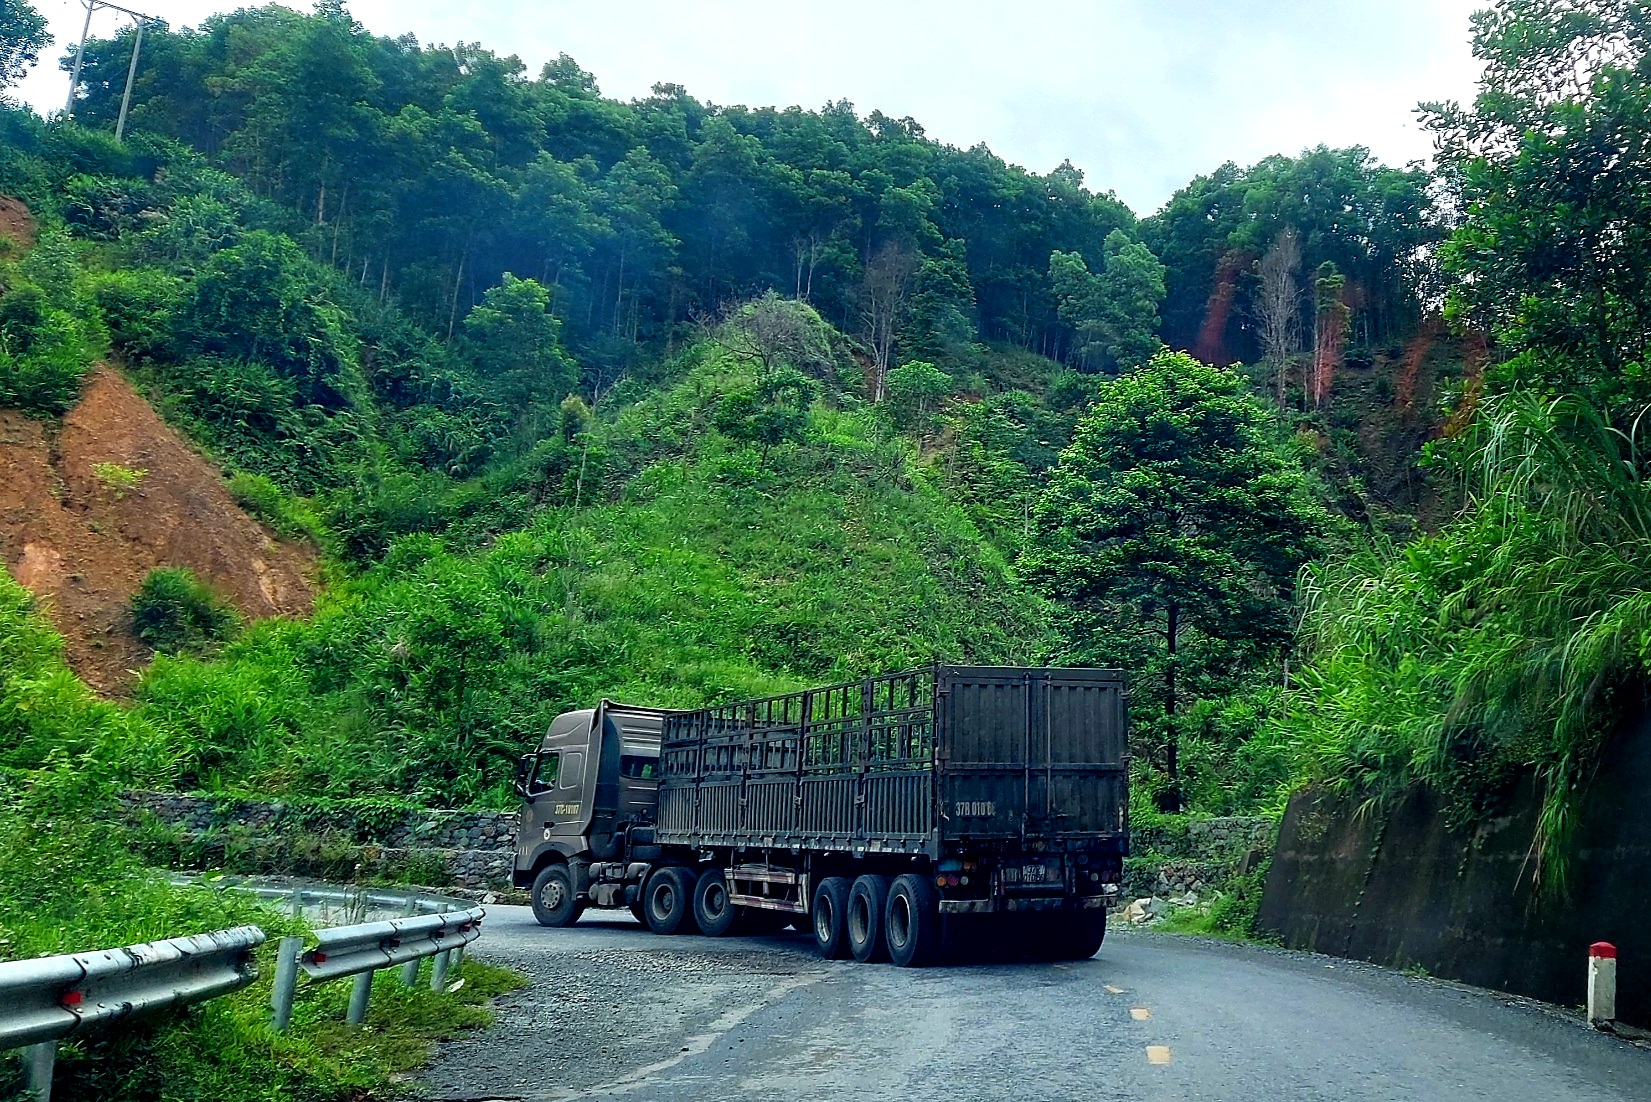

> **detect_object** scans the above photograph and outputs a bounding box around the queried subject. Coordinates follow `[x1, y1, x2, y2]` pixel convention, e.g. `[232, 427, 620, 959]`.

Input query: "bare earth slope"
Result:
[0, 367, 316, 694]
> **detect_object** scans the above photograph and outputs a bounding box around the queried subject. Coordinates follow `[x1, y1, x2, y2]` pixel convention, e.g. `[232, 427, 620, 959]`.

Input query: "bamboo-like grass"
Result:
[1289, 391, 1651, 892]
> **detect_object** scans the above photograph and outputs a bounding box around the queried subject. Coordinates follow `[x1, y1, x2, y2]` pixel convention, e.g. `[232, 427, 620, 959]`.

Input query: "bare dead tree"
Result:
[1254, 228, 1305, 414]
[857, 241, 917, 402]
[708, 291, 835, 379]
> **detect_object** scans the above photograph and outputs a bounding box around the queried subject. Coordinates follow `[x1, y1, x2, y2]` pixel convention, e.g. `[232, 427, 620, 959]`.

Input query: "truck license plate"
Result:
[1021, 864, 1048, 882]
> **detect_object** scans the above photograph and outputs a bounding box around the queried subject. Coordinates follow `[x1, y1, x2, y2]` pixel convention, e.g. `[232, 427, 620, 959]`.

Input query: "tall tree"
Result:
[1424, 0, 1651, 416]
[1022, 351, 1325, 809]
[857, 240, 916, 401]
[1049, 230, 1166, 372]
[0, 0, 47, 91]
[1254, 228, 1305, 412]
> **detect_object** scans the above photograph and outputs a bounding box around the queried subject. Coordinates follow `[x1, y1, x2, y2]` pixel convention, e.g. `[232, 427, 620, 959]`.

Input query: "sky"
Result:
[17, 0, 1486, 215]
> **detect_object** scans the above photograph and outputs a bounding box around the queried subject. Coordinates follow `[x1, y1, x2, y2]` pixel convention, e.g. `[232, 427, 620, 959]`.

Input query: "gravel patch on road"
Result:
[419, 908, 831, 1101]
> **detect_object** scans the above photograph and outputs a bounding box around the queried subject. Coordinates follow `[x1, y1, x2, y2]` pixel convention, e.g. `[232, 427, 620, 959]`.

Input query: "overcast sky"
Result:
[17, 0, 1485, 215]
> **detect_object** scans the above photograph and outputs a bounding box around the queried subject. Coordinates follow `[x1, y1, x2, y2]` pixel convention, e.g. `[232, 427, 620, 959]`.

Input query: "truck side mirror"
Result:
[513, 753, 536, 797]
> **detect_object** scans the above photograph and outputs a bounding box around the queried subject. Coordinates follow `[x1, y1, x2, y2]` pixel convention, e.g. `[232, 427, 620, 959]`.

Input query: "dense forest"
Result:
[1, 0, 1648, 873]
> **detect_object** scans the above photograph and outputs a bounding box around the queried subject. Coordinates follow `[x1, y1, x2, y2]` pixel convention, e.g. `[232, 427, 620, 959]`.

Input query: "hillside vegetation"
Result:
[1, 0, 1646, 863]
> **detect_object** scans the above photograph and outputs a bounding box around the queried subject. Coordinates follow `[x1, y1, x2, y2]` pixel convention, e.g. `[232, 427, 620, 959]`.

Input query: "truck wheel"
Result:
[811, 876, 852, 959]
[885, 874, 943, 967]
[692, 869, 739, 936]
[531, 863, 584, 928]
[847, 875, 891, 963]
[629, 898, 648, 925]
[644, 866, 700, 935]
[1056, 910, 1108, 960]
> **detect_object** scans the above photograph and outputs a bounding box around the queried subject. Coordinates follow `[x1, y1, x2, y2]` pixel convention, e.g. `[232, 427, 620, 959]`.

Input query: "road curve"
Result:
[422, 905, 1649, 1102]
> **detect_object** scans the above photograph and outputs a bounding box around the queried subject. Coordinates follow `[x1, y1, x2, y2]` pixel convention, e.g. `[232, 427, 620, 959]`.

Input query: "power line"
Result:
[63, 0, 159, 141]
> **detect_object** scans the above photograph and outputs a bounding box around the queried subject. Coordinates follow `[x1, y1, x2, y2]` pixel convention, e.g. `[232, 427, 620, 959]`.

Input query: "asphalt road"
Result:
[422, 905, 1650, 1102]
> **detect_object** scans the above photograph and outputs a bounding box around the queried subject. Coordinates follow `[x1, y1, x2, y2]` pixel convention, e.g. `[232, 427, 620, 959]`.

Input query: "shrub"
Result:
[130, 568, 241, 655]
[87, 267, 184, 361]
[93, 461, 147, 497]
[227, 470, 329, 546]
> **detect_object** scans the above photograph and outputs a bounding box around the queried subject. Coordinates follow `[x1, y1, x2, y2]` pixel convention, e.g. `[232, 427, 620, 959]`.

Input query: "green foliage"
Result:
[93, 461, 147, 496]
[0, 766, 522, 1101]
[1049, 230, 1167, 372]
[1286, 393, 1651, 889]
[462, 273, 575, 411]
[227, 470, 329, 546]
[1024, 351, 1328, 808]
[885, 359, 952, 432]
[712, 365, 817, 465]
[1424, 0, 1651, 414]
[0, 236, 103, 414]
[130, 568, 241, 656]
[0, 0, 48, 91]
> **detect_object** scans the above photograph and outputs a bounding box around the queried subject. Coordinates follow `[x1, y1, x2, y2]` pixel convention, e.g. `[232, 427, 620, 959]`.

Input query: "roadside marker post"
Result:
[1588, 942, 1617, 1028]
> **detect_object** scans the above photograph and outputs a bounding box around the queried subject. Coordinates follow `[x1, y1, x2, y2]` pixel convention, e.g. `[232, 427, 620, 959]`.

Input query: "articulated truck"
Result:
[512, 665, 1128, 966]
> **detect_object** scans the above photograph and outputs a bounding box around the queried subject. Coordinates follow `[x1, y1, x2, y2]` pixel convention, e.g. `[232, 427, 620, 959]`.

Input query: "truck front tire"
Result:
[644, 866, 700, 935]
[812, 876, 852, 958]
[847, 875, 891, 963]
[531, 863, 584, 928]
[885, 874, 943, 967]
[692, 869, 738, 936]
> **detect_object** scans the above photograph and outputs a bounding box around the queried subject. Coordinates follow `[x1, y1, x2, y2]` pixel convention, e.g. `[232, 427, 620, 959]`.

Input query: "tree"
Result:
[463, 274, 575, 410]
[857, 240, 916, 401]
[1310, 261, 1348, 408]
[885, 359, 952, 433]
[716, 291, 835, 379]
[904, 239, 977, 364]
[1423, 0, 1651, 416]
[0, 0, 48, 92]
[1022, 351, 1325, 809]
[1049, 230, 1166, 372]
[712, 366, 816, 467]
[1254, 228, 1305, 412]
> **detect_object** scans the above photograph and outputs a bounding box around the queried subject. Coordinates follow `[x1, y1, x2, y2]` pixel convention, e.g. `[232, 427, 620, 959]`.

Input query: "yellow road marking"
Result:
[1104, 984, 1125, 995]
[1146, 1045, 1173, 1066]
[1131, 1007, 1152, 1020]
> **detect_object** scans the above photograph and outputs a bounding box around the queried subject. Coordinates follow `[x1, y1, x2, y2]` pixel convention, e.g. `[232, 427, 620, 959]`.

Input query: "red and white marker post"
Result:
[1588, 942, 1617, 1028]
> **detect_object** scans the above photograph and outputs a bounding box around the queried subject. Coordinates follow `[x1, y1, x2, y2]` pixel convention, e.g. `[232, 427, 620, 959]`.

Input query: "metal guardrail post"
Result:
[399, 896, 422, 986]
[25, 1040, 55, 1101]
[346, 971, 374, 1026]
[270, 936, 302, 1033]
[429, 950, 451, 992]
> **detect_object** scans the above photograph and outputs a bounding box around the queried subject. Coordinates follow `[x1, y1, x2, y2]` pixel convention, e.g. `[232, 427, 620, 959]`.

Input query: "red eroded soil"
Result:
[0, 368, 317, 694]
[0, 196, 37, 249]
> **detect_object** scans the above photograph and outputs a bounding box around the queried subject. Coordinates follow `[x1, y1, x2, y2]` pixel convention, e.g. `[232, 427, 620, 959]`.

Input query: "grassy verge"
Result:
[1151, 866, 1274, 943]
[0, 768, 525, 1101]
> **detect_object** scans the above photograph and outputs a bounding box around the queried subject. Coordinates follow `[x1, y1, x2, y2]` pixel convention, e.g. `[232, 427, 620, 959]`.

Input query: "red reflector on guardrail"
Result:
[1590, 942, 1617, 960]
[60, 991, 84, 1007]
[311, 952, 327, 963]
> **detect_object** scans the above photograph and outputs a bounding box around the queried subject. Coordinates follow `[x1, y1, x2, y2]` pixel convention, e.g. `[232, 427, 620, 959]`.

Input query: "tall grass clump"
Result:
[1286, 391, 1651, 890]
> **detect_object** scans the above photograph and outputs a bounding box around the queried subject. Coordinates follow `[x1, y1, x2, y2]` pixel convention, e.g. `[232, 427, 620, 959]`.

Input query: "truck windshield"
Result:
[528, 752, 560, 795]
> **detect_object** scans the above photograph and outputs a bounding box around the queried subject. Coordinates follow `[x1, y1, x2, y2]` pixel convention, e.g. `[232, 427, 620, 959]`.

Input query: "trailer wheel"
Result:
[692, 869, 739, 936]
[811, 876, 852, 959]
[1054, 909, 1108, 960]
[885, 874, 943, 967]
[643, 866, 700, 935]
[847, 875, 891, 963]
[530, 863, 584, 928]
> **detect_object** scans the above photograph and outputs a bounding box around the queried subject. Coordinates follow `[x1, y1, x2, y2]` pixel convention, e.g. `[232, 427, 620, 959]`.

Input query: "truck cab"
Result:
[513, 702, 672, 903]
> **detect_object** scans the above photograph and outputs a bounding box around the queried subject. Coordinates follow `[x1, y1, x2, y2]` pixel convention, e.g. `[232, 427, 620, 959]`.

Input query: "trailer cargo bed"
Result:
[656, 666, 1128, 858]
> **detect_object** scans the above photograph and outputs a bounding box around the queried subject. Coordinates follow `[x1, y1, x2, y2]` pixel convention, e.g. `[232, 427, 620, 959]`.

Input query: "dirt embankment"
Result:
[0, 196, 37, 250]
[0, 368, 317, 694]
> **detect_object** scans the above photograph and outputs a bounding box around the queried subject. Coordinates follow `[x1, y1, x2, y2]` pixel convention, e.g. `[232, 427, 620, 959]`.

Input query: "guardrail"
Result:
[0, 926, 265, 1102]
[271, 905, 485, 1030]
[2, 884, 487, 1100]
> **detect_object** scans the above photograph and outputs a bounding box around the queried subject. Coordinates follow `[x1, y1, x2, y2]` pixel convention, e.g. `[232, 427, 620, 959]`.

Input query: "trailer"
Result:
[512, 665, 1128, 965]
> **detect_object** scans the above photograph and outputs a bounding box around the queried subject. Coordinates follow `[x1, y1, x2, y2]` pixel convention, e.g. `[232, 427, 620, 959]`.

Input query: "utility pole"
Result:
[63, 0, 159, 142]
[115, 17, 147, 142]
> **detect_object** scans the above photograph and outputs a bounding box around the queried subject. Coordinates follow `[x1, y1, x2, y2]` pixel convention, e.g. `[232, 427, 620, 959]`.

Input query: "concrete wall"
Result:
[119, 791, 518, 892]
[1259, 724, 1651, 1026]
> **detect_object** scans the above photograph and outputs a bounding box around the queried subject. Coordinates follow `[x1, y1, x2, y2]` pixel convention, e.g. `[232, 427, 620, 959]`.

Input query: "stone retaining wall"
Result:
[118, 791, 519, 892]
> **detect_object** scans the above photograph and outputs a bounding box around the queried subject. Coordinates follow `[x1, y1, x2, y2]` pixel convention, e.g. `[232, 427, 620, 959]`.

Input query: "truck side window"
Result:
[620, 755, 658, 780]
[528, 752, 560, 795]
[560, 751, 585, 790]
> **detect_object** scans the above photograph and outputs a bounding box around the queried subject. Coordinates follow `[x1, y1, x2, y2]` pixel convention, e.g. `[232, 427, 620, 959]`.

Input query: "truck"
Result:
[512, 665, 1128, 966]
